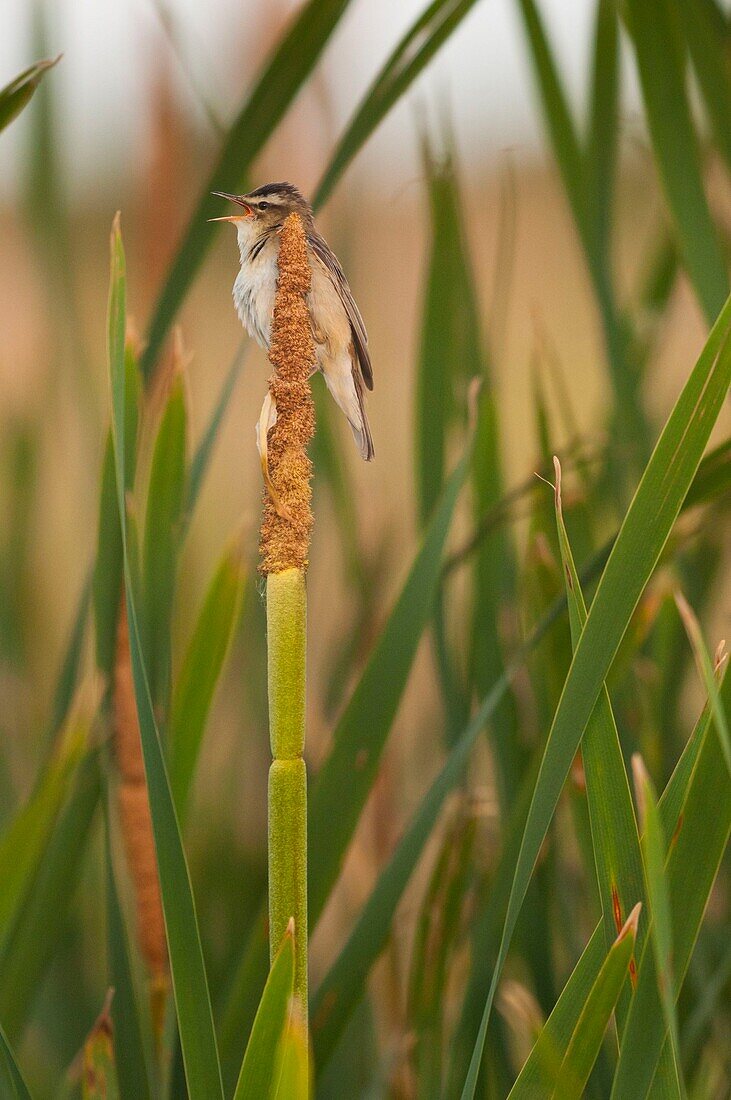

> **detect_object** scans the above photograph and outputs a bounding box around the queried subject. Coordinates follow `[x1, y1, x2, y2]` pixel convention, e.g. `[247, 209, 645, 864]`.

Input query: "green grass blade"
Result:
[674, 591, 731, 774]
[509, 687, 722, 1095]
[0, 709, 89, 938]
[515, 0, 649, 480]
[675, 0, 731, 171]
[142, 371, 187, 714]
[584, 0, 619, 263]
[0, 1023, 32, 1100]
[93, 343, 142, 680]
[632, 757, 685, 1093]
[508, 926, 606, 1097]
[551, 907, 639, 1100]
[169, 539, 245, 818]
[415, 143, 461, 528]
[407, 814, 475, 1091]
[682, 436, 731, 509]
[515, 0, 583, 230]
[461, 296, 731, 1100]
[624, 0, 729, 323]
[0, 55, 59, 133]
[141, 0, 353, 376]
[308, 450, 469, 923]
[234, 924, 295, 1100]
[311, 670, 513, 1073]
[48, 574, 91, 738]
[272, 1003, 309, 1100]
[108, 216, 223, 1099]
[313, 0, 481, 209]
[611, 671, 731, 1098]
[553, 459, 646, 988]
[0, 754, 100, 1041]
[105, 809, 154, 1100]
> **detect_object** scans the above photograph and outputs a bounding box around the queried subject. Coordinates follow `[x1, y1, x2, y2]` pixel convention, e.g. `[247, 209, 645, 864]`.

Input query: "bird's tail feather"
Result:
[322, 361, 375, 461]
[350, 368, 374, 461]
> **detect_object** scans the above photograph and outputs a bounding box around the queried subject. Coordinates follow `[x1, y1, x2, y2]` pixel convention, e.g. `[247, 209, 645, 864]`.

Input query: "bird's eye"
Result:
[258, 201, 270, 210]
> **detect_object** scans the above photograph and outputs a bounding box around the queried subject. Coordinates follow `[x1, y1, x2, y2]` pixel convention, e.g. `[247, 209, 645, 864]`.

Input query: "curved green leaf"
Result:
[313, 0, 482, 210]
[234, 924, 295, 1100]
[0, 1023, 32, 1100]
[550, 908, 639, 1100]
[461, 295, 731, 1099]
[308, 449, 470, 922]
[169, 540, 246, 818]
[0, 708, 89, 939]
[108, 215, 223, 1099]
[143, 372, 187, 713]
[272, 1007, 309, 1100]
[611, 669, 731, 1098]
[0, 56, 59, 134]
[624, 0, 728, 323]
[508, 685, 722, 1096]
[0, 754, 100, 1041]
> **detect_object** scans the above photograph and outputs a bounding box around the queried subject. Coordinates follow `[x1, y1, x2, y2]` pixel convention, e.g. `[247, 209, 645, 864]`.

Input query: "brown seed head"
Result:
[260, 213, 316, 575]
[113, 595, 168, 994]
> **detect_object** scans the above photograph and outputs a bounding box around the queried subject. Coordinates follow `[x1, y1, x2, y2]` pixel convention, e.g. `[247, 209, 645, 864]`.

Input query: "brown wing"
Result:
[308, 230, 373, 391]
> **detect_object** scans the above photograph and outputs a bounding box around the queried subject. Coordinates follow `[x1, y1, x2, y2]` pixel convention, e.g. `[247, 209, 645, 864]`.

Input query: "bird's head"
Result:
[210, 183, 312, 234]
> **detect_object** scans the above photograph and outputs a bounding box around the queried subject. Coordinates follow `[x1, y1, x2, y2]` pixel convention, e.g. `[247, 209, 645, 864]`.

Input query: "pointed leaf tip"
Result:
[553, 455, 562, 510]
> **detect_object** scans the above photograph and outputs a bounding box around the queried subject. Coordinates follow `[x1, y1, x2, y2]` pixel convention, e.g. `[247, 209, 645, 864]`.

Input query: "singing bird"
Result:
[212, 182, 374, 460]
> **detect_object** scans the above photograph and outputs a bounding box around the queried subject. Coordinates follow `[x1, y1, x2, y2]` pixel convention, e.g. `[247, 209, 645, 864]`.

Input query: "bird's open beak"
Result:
[209, 191, 254, 222]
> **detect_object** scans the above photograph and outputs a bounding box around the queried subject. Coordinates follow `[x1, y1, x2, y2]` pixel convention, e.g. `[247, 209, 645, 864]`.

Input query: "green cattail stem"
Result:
[267, 568, 308, 1006]
[260, 214, 315, 1021]
[268, 758, 307, 1005]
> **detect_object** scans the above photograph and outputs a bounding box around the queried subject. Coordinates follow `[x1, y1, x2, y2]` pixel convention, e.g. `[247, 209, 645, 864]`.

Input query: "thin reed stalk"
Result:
[259, 212, 316, 1017]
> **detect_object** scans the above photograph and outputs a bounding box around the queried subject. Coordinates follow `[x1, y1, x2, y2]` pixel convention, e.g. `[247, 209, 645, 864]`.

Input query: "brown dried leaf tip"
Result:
[260, 213, 316, 575]
[113, 594, 169, 1029]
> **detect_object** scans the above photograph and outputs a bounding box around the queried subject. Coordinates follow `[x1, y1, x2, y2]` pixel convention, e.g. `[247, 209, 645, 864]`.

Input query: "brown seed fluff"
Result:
[259, 213, 316, 575]
[113, 594, 168, 993]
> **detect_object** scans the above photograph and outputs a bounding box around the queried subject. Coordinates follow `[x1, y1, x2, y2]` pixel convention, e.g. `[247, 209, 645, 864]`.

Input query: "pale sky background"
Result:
[0, 0, 644, 198]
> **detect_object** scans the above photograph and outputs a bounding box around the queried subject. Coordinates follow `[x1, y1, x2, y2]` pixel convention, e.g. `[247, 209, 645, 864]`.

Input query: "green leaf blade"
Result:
[625, 0, 729, 322]
[462, 296, 731, 1099]
[107, 215, 223, 1100]
[551, 908, 639, 1100]
[169, 541, 246, 818]
[234, 925, 295, 1100]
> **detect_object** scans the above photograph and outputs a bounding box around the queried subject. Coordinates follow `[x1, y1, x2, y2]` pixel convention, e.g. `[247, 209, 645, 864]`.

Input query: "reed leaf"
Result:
[0, 55, 59, 133]
[314, 0, 482, 209]
[234, 924, 295, 1100]
[169, 540, 245, 818]
[611, 670, 731, 1097]
[107, 216, 223, 1099]
[142, 372, 187, 715]
[509, 681, 723, 1095]
[461, 294, 731, 1099]
[550, 908, 639, 1100]
[624, 0, 729, 323]
[0, 1023, 32, 1100]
